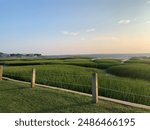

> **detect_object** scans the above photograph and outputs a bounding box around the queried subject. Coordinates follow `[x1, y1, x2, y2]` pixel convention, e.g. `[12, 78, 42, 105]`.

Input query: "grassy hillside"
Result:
[107, 63, 150, 81]
[0, 58, 64, 66]
[0, 57, 121, 69]
[93, 58, 121, 63]
[125, 58, 150, 64]
[3, 64, 150, 106]
[0, 80, 149, 113]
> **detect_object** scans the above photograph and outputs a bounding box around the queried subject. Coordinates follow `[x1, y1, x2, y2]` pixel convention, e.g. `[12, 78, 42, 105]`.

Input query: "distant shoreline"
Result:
[43, 53, 150, 59]
[1, 53, 150, 59]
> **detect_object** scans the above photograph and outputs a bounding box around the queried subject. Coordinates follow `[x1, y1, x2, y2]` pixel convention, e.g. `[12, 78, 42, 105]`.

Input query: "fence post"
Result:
[92, 72, 98, 103]
[0, 66, 3, 81]
[31, 68, 36, 88]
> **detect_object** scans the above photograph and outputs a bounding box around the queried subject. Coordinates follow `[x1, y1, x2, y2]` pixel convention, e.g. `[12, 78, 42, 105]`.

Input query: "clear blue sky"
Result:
[0, 0, 150, 55]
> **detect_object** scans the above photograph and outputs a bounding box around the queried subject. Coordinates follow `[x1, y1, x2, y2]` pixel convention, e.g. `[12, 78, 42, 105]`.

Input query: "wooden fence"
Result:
[0, 66, 99, 103]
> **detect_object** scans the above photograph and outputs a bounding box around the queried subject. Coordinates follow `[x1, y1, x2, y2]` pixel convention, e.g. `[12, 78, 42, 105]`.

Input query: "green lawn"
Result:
[0, 80, 149, 113]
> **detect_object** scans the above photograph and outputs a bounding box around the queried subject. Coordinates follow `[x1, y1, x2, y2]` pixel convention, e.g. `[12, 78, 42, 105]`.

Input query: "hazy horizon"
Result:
[1, 0, 150, 55]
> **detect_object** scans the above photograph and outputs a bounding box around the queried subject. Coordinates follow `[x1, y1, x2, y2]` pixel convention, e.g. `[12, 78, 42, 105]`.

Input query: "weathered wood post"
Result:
[31, 68, 36, 88]
[92, 72, 98, 103]
[0, 66, 3, 81]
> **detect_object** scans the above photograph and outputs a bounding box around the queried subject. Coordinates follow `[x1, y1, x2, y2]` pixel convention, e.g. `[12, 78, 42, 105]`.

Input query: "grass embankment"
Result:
[0, 58, 64, 66]
[94, 59, 121, 63]
[63, 58, 121, 69]
[0, 80, 149, 113]
[107, 63, 150, 81]
[0, 58, 121, 69]
[4, 65, 150, 106]
[125, 58, 150, 64]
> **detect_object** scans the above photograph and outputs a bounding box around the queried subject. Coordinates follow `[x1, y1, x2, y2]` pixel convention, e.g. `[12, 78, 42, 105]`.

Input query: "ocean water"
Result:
[46, 53, 150, 59]
[87, 53, 150, 59]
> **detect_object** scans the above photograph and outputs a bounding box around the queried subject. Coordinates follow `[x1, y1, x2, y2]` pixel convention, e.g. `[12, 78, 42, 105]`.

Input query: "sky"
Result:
[0, 0, 150, 55]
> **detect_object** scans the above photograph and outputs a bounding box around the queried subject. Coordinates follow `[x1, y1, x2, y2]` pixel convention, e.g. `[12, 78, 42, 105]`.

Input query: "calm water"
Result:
[46, 53, 150, 59]
[87, 53, 150, 59]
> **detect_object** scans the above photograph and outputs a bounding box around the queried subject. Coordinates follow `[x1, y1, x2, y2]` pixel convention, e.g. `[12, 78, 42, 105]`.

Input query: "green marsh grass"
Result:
[0, 58, 121, 69]
[4, 65, 150, 106]
[0, 80, 149, 112]
[107, 63, 150, 81]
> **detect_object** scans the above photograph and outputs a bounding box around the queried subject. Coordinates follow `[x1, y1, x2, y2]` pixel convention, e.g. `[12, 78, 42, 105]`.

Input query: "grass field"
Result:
[0, 58, 64, 66]
[0, 57, 121, 69]
[0, 80, 149, 113]
[125, 57, 150, 64]
[3, 64, 150, 106]
[93, 58, 121, 63]
[107, 63, 150, 81]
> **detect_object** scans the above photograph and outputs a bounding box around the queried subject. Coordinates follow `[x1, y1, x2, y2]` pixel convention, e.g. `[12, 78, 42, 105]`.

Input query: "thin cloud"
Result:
[62, 31, 69, 35]
[94, 36, 120, 42]
[111, 36, 120, 41]
[62, 31, 79, 36]
[118, 19, 131, 24]
[70, 32, 79, 36]
[86, 28, 95, 32]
